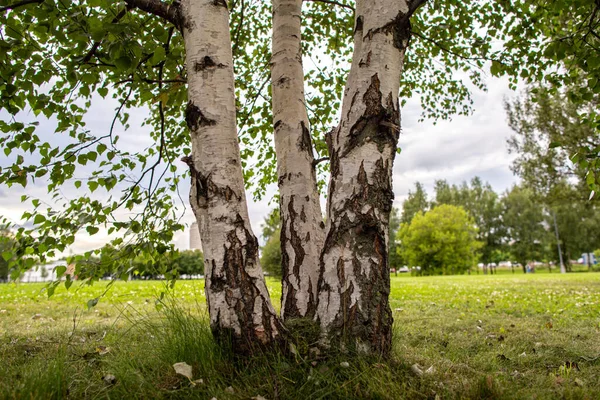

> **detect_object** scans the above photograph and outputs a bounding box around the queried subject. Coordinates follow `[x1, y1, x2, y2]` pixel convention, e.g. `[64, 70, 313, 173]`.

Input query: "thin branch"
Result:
[81, 6, 132, 64]
[312, 157, 330, 167]
[114, 77, 186, 85]
[0, 0, 43, 12]
[303, 0, 354, 12]
[124, 0, 182, 30]
[412, 30, 500, 64]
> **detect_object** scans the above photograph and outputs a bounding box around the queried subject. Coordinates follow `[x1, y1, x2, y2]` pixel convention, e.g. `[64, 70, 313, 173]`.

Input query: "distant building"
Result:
[14, 261, 66, 283]
[189, 221, 203, 251]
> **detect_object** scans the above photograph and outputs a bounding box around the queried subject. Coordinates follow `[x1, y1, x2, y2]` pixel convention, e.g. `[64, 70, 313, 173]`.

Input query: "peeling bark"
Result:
[316, 0, 417, 356]
[181, 0, 283, 353]
[271, 0, 325, 320]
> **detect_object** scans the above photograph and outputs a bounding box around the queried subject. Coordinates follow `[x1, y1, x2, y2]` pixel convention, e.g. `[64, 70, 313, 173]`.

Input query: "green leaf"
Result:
[87, 226, 99, 235]
[1, 251, 12, 262]
[549, 141, 561, 148]
[33, 214, 46, 224]
[87, 298, 99, 309]
[55, 265, 67, 277]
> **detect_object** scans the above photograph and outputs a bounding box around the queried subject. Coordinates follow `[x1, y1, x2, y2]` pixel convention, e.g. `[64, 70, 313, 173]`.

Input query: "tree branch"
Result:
[0, 0, 43, 12]
[81, 6, 132, 64]
[312, 157, 329, 167]
[303, 0, 354, 12]
[124, 0, 182, 30]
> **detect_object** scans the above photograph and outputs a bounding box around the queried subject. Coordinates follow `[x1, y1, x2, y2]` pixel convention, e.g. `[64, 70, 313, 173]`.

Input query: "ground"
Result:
[1, 272, 599, 399]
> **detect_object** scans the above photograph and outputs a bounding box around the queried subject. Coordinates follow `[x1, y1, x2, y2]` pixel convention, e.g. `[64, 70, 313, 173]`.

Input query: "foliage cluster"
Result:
[399, 177, 600, 273]
[398, 204, 481, 275]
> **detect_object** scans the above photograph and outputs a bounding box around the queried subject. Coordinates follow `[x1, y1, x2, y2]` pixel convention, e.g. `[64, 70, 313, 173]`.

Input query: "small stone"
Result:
[225, 386, 234, 394]
[476, 326, 484, 332]
[339, 361, 350, 368]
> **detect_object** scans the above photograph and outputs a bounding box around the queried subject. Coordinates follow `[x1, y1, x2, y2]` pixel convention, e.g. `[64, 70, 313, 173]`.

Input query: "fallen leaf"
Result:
[411, 364, 423, 377]
[519, 352, 526, 357]
[225, 386, 235, 394]
[425, 366, 435, 374]
[173, 362, 193, 380]
[96, 346, 110, 355]
[102, 374, 117, 385]
[545, 321, 553, 329]
[497, 354, 510, 361]
[574, 378, 585, 387]
[31, 314, 42, 320]
[251, 396, 267, 400]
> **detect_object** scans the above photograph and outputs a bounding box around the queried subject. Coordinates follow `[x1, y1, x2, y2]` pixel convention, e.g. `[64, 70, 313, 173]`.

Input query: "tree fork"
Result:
[271, 0, 325, 321]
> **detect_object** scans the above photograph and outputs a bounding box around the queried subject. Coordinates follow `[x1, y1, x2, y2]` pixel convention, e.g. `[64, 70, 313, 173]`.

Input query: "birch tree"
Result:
[1, 0, 580, 354]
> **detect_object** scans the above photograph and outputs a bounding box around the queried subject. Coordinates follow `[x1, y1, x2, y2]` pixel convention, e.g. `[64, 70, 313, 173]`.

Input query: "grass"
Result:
[1, 273, 599, 399]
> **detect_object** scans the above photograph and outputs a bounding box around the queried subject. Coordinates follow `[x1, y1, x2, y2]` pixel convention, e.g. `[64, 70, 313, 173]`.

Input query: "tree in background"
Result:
[506, 85, 600, 269]
[502, 185, 549, 273]
[432, 177, 504, 265]
[0, 229, 12, 282]
[400, 182, 429, 225]
[388, 207, 402, 271]
[397, 205, 481, 276]
[506, 85, 597, 196]
[173, 250, 204, 276]
[260, 229, 282, 278]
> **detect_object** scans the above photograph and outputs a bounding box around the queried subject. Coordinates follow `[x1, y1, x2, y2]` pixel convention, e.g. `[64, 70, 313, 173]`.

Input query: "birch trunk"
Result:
[271, 0, 325, 320]
[181, 0, 283, 353]
[316, 0, 421, 355]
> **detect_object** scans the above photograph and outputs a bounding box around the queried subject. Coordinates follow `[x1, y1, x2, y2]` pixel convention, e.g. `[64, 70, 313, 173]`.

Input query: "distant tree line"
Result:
[397, 176, 600, 274]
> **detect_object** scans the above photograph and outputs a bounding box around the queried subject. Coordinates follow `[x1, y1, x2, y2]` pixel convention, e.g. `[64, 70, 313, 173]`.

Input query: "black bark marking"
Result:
[365, 10, 412, 50]
[185, 101, 216, 132]
[213, 0, 228, 7]
[195, 56, 226, 71]
[274, 119, 283, 131]
[276, 75, 291, 88]
[355, 15, 364, 34]
[298, 121, 313, 154]
[342, 75, 400, 157]
[359, 51, 372, 68]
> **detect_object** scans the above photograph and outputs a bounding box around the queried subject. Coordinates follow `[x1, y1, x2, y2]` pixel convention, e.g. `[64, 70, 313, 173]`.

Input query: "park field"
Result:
[1, 273, 599, 399]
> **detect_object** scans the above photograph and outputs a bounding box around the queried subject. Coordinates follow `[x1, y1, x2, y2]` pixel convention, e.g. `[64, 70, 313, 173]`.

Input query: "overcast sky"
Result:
[0, 73, 520, 255]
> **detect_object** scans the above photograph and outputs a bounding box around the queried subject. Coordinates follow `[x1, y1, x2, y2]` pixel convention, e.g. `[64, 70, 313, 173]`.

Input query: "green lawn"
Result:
[1, 273, 599, 399]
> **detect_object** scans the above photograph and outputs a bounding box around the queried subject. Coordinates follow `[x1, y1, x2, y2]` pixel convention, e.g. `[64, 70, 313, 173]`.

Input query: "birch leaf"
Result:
[173, 362, 193, 380]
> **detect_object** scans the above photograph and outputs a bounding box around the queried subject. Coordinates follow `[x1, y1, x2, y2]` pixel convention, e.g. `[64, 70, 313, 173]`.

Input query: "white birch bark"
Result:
[317, 0, 424, 355]
[271, 0, 325, 320]
[180, 0, 283, 352]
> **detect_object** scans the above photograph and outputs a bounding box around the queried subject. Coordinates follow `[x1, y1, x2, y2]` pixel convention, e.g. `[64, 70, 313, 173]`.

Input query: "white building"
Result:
[189, 221, 203, 251]
[15, 261, 67, 283]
